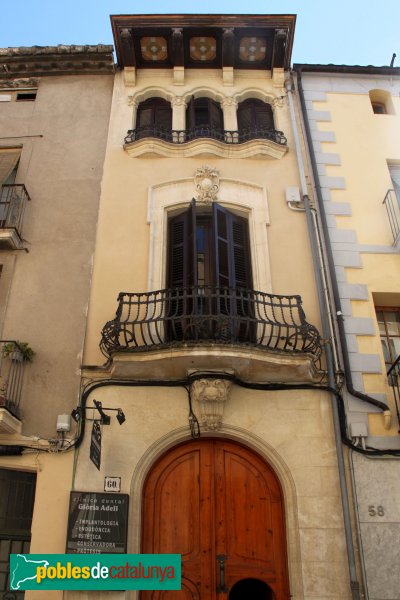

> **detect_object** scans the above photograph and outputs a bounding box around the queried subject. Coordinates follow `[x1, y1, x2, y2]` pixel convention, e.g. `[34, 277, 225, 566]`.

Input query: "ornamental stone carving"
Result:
[221, 97, 238, 108]
[191, 378, 232, 431]
[0, 78, 39, 89]
[271, 95, 285, 108]
[127, 96, 138, 108]
[194, 165, 220, 204]
[171, 96, 187, 107]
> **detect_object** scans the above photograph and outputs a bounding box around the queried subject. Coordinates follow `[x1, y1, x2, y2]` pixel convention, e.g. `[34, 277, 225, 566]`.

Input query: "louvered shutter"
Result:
[213, 203, 252, 289]
[155, 102, 172, 130]
[213, 203, 254, 341]
[255, 103, 273, 129]
[186, 97, 196, 131]
[168, 199, 196, 289]
[237, 103, 253, 130]
[209, 99, 223, 131]
[238, 99, 274, 131]
[167, 201, 197, 341]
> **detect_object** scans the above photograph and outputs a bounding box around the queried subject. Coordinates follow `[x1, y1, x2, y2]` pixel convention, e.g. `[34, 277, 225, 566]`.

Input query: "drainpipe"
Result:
[285, 76, 361, 600]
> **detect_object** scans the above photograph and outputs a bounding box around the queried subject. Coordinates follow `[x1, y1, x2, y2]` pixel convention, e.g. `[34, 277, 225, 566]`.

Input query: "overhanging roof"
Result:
[111, 14, 296, 71]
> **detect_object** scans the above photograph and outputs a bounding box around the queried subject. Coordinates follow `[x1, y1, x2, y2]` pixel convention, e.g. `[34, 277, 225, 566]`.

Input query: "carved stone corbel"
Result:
[191, 378, 232, 431]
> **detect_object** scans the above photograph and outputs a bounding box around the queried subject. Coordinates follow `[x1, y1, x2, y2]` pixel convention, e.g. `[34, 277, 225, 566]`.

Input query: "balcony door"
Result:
[186, 97, 224, 139]
[167, 201, 254, 342]
[141, 439, 290, 600]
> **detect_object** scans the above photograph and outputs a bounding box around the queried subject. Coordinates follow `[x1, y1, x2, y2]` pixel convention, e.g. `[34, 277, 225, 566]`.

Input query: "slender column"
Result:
[171, 96, 187, 142]
[221, 97, 238, 142]
[127, 97, 139, 130]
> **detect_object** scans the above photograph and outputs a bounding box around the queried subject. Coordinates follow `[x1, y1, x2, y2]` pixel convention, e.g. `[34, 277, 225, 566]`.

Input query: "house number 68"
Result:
[368, 505, 385, 517]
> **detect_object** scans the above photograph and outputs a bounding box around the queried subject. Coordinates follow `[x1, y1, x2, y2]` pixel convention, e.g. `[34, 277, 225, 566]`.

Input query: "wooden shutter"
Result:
[167, 199, 197, 289]
[186, 96, 196, 130]
[213, 203, 252, 289]
[137, 98, 172, 129]
[213, 203, 253, 341]
[238, 99, 274, 130]
[209, 99, 223, 130]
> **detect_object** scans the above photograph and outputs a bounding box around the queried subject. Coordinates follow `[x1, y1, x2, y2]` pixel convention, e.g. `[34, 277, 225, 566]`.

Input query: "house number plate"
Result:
[104, 476, 121, 492]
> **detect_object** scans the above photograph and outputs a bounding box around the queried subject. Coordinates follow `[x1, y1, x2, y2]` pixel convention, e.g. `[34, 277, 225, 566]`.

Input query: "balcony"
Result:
[0, 184, 30, 250]
[123, 125, 288, 159]
[0, 341, 28, 434]
[383, 189, 400, 247]
[100, 286, 323, 383]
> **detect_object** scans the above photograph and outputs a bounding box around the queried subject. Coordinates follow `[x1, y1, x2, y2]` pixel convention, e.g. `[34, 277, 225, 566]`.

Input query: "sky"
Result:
[2, 0, 400, 67]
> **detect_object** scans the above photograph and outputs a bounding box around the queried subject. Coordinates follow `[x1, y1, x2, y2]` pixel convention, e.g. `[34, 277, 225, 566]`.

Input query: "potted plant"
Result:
[1, 341, 35, 362]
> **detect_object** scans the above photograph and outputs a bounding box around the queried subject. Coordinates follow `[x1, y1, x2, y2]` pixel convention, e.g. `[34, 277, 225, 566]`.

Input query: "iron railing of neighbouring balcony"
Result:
[0, 341, 27, 418]
[124, 124, 287, 146]
[0, 184, 30, 235]
[100, 286, 321, 362]
[383, 189, 400, 243]
[387, 354, 400, 432]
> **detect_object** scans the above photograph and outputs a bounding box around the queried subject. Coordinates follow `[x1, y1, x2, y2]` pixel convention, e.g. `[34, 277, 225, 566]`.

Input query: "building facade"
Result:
[0, 45, 114, 598]
[77, 15, 356, 600]
[1, 14, 399, 600]
[295, 64, 400, 600]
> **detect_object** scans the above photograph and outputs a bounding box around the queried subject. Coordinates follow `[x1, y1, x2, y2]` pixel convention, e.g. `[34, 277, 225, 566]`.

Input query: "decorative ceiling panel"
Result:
[140, 37, 168, 62]
[239, 37, 267, 62]
[189, 36, 217, 62]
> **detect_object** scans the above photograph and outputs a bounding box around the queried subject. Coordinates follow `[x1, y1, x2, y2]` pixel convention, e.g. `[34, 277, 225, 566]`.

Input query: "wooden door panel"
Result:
[141, 440, 289, 600]
[142, 443, 214, 600]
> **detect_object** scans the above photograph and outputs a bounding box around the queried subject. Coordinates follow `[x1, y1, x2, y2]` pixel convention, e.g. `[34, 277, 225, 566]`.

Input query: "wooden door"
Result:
[141, 439, 290, 600]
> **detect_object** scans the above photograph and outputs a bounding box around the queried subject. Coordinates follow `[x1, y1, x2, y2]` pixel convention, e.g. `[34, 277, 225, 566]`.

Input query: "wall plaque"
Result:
[66, 492, 129, 554]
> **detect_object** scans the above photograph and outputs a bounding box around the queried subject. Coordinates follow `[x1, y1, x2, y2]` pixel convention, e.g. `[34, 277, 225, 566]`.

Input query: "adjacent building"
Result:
[295, 63, 400, 600]
[0, 44, 114, 598]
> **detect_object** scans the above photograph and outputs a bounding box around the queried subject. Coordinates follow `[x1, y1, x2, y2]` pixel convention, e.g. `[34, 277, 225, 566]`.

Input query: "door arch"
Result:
[141, 438, 290, 599]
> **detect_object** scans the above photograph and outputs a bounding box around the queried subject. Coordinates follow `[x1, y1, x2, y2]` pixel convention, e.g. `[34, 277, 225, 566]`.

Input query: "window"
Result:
[389, 165, 400, 202]
[369, 89, 394, 115]
[186, 97, 224, 138]
[371, 101, 386, 114]
[136, 98, 172, 139]
[376, 308, 400, 371]
[0, 469, 36, 599]
[167, 201, 254, 342]
[16, 92, 37, 102]
[237, 98, 274, 131]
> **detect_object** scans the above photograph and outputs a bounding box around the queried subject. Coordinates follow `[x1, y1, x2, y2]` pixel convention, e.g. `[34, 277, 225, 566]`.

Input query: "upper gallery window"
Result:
[237, 98, 274, 131]
[136, 97, 172, 139]
[186, 97, 224, 139]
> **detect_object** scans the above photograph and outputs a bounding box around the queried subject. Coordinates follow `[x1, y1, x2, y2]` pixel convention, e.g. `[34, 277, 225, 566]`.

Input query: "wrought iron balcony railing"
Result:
[387, 354, 400, 432]
[124, 124, 287, 146]
[0, 341, 27, 418]
[100, 286, 321, 362]
[383, 189, 400, 243]
[0, 184, 30, 235]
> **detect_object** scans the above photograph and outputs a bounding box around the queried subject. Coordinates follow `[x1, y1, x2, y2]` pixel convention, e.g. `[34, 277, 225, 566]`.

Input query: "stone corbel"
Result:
[191, 378, 232, 431]
[272, 67, 285, 88]
[124, 66, 136, 87]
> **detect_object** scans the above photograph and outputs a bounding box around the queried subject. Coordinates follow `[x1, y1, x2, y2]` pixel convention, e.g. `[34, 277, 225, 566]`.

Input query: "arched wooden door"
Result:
[141, 439, 290, 600]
